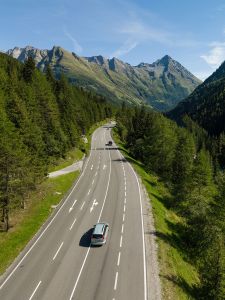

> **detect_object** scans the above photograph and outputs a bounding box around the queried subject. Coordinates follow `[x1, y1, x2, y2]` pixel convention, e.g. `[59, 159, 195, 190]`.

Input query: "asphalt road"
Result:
[0, 125, 147, 300]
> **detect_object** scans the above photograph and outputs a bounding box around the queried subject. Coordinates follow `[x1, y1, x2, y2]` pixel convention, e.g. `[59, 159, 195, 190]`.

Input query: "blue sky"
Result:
[1, 0, 225, 80]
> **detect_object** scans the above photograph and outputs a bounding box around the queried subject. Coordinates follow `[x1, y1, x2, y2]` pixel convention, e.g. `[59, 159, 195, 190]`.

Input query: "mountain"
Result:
[6, 46, 201, 111]
[168, 60, 225, 136]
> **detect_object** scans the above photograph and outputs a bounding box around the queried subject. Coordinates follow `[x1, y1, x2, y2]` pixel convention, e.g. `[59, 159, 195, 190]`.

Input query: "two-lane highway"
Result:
[0, 125, 147, 300]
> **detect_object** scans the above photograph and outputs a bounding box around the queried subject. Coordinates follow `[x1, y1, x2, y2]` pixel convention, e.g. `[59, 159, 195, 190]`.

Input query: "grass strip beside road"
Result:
[113, 131, 199, 300]
[0, 171, 79, 275]
[49, 148, 84, 172]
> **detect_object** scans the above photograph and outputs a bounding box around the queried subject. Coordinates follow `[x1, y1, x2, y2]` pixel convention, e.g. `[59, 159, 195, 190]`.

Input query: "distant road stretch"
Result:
[0, 124, 147, 300]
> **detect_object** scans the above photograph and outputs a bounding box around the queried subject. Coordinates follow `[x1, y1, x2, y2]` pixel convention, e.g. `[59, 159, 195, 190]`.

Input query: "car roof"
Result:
[93, 223, 108, 235]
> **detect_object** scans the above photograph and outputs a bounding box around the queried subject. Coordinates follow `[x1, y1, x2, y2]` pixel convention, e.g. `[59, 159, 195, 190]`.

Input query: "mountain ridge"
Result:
[6, 45, 201, 111]
[167, 60, 225, 136]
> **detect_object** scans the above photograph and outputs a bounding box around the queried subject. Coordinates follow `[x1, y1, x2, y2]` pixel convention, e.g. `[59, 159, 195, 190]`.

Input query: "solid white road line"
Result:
[69, 199, 77, 213]
[69, 218, 77, 230]
[53, 242, 64, 261]
[80, 201, 85, 210]
[29, 281, 41, 300]
[120, 236, 123, 248]
[117, 252, 121, 266]
[118, 149, 148, 300]
[0, 129, 97, 290]
[69, 129, 112, 300]
[114, 272, 119, 290]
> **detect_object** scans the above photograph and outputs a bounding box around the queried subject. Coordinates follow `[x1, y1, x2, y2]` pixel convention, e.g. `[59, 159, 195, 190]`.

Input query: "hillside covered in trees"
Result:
[0, 53, 113, 231]
[116, 105, 225, 299]
[168, 60, 225, 137]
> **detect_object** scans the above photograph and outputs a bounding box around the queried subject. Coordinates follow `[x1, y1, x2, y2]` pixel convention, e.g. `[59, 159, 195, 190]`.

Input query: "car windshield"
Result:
[92, 234, 103, 239]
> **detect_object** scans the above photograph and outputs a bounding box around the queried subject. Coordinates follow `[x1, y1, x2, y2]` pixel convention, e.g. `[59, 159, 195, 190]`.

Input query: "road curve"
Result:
[0, 125, 147, 300]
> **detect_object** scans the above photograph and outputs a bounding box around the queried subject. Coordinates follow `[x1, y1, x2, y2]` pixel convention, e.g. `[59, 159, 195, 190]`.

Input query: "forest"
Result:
[116, 104, 225, 299]
[0, 54, 113, 232]
[1, 52, 225, 299]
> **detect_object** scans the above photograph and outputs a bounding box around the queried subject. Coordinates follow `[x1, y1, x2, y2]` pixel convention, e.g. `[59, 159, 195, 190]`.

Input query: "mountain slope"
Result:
[6, 46, 201, 111]
[168, 60, 225, 136]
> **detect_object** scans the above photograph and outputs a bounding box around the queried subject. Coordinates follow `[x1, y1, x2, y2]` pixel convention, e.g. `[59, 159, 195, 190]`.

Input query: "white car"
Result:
[91, 222, 109, 246]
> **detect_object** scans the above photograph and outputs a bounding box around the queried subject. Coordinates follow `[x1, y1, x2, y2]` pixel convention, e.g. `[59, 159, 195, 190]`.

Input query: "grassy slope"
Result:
[113, 130, 199, 300]
[0, 167, 80, 275]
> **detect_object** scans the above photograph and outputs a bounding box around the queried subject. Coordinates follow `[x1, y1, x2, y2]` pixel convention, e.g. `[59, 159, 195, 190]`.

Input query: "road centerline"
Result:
[69, 128, 112, 300]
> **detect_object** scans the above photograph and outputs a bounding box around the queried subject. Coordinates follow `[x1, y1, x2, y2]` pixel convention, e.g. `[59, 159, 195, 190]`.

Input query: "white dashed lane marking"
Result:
[69, 218, 76, 230]
[80, 201, 85, 210]
[117, 252, 121, 266]
[29, 281, 42, 300]
[114, 272, 118, 290]
[69, 199, 77, 213]
[53, 242, 64, 261]
[120, 236, 123, 248]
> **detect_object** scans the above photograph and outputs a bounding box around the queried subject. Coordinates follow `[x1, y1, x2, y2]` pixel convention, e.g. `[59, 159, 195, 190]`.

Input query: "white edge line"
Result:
[69, 128, 112, 299]
[0, 130, 96, 290]
[29, 280, 42, 300]
[114, 272, 118, 290]
[124, 156, 147, 300]
[117, 148, 147, 300]
[53, 242, 64, 260]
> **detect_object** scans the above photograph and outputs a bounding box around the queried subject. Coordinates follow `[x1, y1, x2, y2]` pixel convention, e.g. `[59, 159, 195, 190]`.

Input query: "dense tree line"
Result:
[0, 54, 113, 231]
[116, 104, 225, 299]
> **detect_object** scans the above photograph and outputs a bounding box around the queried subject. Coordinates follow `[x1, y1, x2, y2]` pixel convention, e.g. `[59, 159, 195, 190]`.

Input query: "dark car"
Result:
[108, 141, 112, 146]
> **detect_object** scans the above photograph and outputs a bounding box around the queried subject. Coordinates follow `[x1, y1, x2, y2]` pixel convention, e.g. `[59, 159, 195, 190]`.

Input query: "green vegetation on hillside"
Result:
[116, 105, 225, 299]
[0, 53, 113, 231]
[8, 46, 201, 111]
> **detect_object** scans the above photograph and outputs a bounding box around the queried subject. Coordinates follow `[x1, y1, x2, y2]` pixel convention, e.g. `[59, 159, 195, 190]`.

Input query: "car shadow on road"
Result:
[79, 228, 93, 247]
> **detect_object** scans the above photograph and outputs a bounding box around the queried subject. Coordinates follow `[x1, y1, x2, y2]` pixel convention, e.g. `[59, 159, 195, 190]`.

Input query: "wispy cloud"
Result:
[119, 21, 171, 44]
[110, 39, 138, 58]
[110, 20, 171, 58]
[63, 27, 83, 54]
[201, 42, 225, 68]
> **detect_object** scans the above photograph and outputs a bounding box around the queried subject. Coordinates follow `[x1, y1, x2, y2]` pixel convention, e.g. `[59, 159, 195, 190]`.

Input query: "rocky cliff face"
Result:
[7, 46, 201, 110]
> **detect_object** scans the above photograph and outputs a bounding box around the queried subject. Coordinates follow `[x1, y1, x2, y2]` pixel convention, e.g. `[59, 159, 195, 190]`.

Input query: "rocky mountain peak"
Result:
[6, 45, 201, 111]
